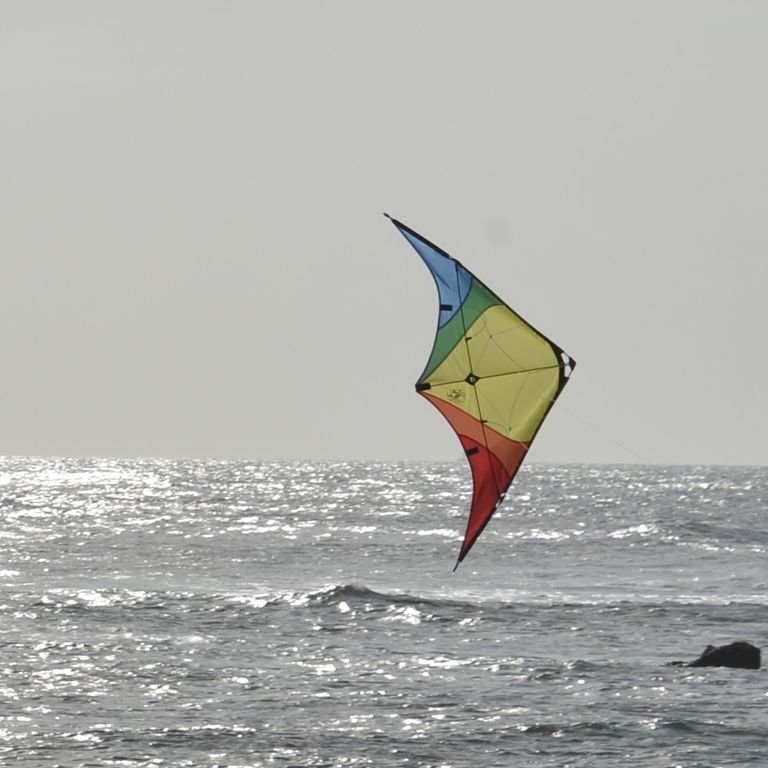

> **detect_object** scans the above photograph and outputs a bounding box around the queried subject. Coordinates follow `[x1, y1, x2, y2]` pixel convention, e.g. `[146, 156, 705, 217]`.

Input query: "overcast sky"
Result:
[2, 2, 766, 466]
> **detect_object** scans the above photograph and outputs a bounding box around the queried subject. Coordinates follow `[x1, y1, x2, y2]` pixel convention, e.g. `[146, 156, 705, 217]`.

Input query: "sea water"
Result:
[0, 457, 766, 767]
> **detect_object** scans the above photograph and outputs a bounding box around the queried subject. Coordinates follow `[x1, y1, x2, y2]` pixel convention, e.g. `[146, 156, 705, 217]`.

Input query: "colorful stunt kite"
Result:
[386, 214, 575, 568]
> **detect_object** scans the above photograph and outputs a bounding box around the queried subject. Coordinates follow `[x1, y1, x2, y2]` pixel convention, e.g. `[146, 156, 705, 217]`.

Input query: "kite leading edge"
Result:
[386, 214, 575, 569]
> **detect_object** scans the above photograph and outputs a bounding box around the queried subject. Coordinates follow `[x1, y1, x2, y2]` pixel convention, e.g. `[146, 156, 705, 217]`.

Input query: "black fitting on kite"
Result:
[416, 382, 431, 392]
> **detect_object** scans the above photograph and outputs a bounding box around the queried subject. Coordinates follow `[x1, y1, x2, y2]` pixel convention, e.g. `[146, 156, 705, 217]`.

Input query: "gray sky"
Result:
[2, 2, 766, 465]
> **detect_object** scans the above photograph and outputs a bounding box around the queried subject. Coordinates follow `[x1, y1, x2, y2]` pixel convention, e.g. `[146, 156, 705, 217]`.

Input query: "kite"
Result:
[386, 214, 575, 568]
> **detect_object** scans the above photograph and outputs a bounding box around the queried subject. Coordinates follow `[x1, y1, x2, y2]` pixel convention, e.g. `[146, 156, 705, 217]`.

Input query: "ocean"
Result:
[1, 457, 766, 767]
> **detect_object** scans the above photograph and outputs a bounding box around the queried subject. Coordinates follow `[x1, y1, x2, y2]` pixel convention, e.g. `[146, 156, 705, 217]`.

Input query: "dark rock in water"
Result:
[688, 641, 761, 669]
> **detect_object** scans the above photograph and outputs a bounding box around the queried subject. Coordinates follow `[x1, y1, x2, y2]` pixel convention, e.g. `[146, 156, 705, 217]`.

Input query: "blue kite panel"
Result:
[399, 228, 473, 327]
